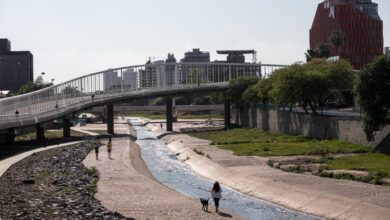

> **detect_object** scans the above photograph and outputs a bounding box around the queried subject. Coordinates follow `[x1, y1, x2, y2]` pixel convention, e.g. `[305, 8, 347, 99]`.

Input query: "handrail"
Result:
[0, 63, 286, 127]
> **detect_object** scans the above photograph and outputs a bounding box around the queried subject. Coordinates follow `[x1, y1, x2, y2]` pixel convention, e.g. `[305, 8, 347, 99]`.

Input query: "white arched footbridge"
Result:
[0, 62, 285, 141]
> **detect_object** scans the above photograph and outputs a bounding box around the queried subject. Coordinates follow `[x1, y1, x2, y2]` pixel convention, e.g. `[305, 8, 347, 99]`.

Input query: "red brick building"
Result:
[310, 0, 383, 69]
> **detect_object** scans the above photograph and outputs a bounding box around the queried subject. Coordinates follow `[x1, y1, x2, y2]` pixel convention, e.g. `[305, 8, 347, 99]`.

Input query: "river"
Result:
[132, 122, 319, 220]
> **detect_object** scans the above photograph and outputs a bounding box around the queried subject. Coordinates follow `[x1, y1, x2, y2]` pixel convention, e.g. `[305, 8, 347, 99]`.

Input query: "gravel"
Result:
[0, 142, 134, 220]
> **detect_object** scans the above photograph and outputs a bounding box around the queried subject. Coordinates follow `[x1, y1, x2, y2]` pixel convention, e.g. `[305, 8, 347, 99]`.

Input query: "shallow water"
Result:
[132, 121, 319, 220]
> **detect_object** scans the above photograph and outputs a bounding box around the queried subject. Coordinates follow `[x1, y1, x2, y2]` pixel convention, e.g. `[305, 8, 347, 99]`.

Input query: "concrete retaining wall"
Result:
[233, 108, 369, 146]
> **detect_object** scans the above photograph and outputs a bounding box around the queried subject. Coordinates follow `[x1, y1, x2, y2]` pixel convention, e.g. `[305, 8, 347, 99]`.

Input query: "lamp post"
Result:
[0, 57, 6, 93]
[14, 61, 21, 84]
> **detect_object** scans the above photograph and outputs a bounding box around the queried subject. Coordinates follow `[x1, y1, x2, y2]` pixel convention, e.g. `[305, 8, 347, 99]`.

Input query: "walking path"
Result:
[147, 122, 390, 220]
[82, 123, 242, 220]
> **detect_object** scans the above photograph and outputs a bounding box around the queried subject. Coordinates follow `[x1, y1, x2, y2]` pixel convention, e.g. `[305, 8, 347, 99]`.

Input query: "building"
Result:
[310, 0, 383, 69]
[386, 47, 390, 56]
[216, 50, 256, 63]
[165, 53, 177, 86]
[139, 58, 168, 89]
[0, 39, 33, 92]
[103, 68, 138, 92]
[180, 48, 210, 63]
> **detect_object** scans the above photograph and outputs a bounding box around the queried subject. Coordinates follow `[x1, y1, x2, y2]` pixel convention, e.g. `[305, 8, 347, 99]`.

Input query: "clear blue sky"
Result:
[0, 0, 389, 83]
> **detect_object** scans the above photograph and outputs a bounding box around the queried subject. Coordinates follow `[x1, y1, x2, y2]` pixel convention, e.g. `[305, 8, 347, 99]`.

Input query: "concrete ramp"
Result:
[371, 126, 390, 155]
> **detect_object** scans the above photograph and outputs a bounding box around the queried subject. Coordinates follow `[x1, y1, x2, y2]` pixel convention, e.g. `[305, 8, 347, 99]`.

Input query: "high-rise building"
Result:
[139, 59, 168, 89]
[310, 0, 383, 69]
[103, 68, 138, 92]
[180, 48, 210, 63]
[165, 53, 177, 86]
[0, 39, 33, 92]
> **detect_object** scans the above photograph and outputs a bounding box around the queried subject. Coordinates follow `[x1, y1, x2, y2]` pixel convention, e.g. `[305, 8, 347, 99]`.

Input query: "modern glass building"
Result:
[310, 0, 383, 69]
[0, 39, 34, 92]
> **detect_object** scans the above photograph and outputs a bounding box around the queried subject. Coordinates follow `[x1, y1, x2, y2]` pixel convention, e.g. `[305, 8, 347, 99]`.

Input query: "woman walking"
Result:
[94, 144, 99, 160]
[107, 137, 113, 159]
[210, 181, 222, 213]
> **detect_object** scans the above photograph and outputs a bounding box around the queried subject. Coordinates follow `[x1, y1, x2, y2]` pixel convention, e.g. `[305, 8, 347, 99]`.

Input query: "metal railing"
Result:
[0, 63, 285, 125]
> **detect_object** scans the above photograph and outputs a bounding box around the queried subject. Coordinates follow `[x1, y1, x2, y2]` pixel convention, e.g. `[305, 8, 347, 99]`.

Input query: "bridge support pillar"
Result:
[107, 104, 114, 134]
[63, 115, 71, 138]
[36, 124, 45, 145]
[166, 97, 173, 132]
[6, 128, 15, 145]
[224, 95, 231, 129]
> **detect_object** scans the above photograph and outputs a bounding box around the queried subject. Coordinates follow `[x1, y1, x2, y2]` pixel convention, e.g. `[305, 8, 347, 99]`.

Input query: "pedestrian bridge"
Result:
[0, 62, 285, 137]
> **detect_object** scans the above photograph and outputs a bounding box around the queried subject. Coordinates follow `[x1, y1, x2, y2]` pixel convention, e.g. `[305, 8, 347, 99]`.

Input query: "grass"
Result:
[189, 128, 370, 157]
[86, 166, 99, 195]
[15, 130, 86, 142]
[322, 153, 390, 178]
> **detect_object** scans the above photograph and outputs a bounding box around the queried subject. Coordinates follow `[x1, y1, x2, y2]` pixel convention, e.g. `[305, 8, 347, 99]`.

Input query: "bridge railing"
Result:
[0, 63, 285, 122]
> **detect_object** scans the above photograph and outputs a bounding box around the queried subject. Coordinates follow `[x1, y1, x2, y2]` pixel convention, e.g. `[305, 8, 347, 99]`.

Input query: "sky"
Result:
[0, 0, 389, 83]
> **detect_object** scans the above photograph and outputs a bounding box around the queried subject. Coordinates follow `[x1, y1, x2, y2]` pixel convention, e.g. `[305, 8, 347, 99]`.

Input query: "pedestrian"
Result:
[160, 123, 163, 130]
[94, 144, 99, 160]
[210, 181, 222, 213]
[107, 136, 112, 159]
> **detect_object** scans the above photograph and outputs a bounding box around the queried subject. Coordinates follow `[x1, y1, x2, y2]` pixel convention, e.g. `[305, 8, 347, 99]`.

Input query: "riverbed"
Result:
[132, 122, 319, 220]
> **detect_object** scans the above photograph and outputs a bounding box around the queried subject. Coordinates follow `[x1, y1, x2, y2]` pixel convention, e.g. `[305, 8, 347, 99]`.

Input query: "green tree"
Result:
[330, 30, 346, 55]
[267, 59, 355, 114]
[355, 56, 390, 141]
[305, 48, 319, 62]
[269, 65, 305, 111]
[17, 76, 53, 95]
[317, 43, 331, 58]
[305, 43, 331, 62]
[61, 86, 80, 96]
[227, 76, 259, 103]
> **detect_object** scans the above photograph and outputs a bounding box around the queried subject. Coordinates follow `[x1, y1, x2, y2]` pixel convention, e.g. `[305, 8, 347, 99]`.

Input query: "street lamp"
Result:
[0, 57, 5, 92]
[14, 61, 21, 90]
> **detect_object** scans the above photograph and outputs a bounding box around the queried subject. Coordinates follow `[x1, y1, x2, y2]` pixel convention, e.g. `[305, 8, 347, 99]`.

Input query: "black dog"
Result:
[200, 198, 209, 211]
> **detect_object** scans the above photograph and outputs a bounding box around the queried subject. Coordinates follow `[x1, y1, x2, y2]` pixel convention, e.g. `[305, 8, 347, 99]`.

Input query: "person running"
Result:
[94, 144, 99, 160]
[107, 137, 113, 159]
[210, 181, 222, 213]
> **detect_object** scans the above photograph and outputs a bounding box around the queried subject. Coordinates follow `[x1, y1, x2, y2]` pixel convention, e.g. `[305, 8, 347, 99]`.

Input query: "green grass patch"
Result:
[322, 153, 390, 178]
[189, 128, 369, 157]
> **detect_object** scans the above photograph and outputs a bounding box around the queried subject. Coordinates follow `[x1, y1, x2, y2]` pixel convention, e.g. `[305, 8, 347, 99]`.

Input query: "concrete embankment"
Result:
[163, 137, 390, 220]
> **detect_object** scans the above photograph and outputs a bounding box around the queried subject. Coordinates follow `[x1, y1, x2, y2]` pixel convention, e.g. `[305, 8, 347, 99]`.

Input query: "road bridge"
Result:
[0, 62, 285, 144]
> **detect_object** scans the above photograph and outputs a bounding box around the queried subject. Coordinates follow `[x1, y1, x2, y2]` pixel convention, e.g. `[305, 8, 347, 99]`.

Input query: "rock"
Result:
[22, 179, 35, 184]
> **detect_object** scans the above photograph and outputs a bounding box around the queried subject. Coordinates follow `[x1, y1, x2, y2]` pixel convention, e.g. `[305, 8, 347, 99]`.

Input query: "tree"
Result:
[61, 86, 80, 96]
[355, 56, 390, 141]
[305, 43, 331, 62]
[330, 30, 346, 55]
[266, 59, 355, 114]
[17, 76, 53, 95]
[253, 78, 273, 105]
[227, 76, 259, 103]
[317, 43, 331, 58]
[305, 48, 318, 62]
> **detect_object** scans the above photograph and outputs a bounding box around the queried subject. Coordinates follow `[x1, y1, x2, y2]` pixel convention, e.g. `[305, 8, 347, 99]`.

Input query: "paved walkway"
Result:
[83, 123, 242, 220]
[147, 122, 390, 220]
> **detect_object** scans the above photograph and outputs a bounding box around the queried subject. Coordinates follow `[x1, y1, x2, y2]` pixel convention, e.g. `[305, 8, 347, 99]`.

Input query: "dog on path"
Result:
[200, 198, 209, 211]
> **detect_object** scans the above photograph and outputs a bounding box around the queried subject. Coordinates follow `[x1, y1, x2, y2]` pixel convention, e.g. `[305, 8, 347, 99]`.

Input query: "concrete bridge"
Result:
[0, 62, 285, 144]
